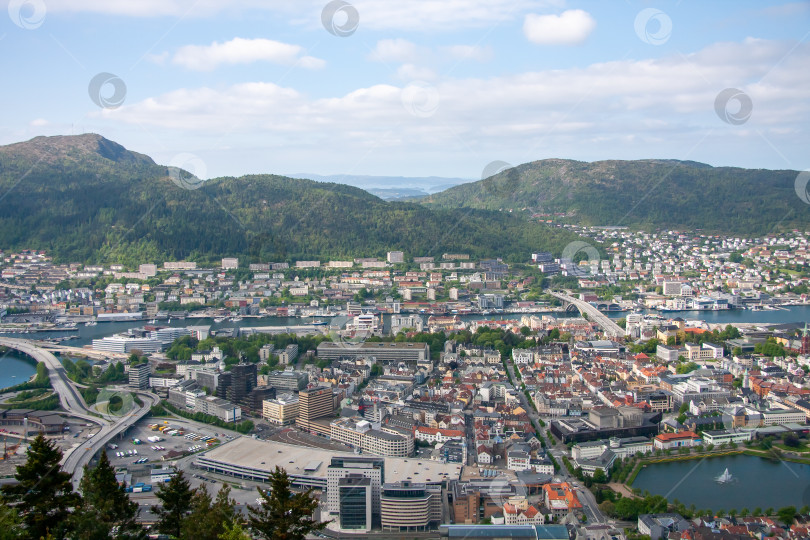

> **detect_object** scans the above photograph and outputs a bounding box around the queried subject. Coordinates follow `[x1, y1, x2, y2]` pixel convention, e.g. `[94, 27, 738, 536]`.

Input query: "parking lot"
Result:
[106, 419, 237, 473]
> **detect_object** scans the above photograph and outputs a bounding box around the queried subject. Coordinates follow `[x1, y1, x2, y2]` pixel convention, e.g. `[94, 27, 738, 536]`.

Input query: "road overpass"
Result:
[38, 343, 130, 362]
[548, 291, 624, 338]
[62, 387, 160, 488]
[0, 337, 102, 425]
[0, 337, 159, 488]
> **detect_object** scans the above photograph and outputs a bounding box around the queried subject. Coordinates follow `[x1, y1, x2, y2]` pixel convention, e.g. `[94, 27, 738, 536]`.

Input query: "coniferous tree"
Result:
[247, 466, 327, 540]
[0, 434, 80, 540]
[151, 470, 193, 538]
[0, 505, 24, 540]
[72, 450, 144, 539]
[181, 483, 240, 540]
[218, 520, 252, 540]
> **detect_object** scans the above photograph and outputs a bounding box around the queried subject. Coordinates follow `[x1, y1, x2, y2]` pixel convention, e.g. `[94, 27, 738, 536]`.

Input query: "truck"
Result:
[142, 485, 153, 492]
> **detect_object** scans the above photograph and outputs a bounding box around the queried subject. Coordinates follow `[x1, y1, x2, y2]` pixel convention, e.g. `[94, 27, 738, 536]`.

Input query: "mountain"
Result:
[421, 159, 808, 234]
[0, 134, 580, 265]
[287, 173, 473, 199]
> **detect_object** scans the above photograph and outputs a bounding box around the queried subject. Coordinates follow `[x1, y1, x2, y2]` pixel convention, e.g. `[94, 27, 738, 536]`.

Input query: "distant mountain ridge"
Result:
[0, 134, 580, 265]
[421, 158, 806, 234]
[287, 172, 473, 199]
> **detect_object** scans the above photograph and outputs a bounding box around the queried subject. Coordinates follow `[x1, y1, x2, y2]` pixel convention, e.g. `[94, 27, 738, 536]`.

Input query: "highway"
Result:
[62, 387, 160, 488]
[548, 291, 624, 338]
[0, 337, 102, 425]
[39, 343, 130, 362]
[0, 337, 160, 488]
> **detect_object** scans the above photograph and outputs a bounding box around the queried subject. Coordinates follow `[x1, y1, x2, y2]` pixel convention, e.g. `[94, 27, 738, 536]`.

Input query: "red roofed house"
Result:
[504, 499, 546, 525]
[654, 431, 701, 450]
[414, 426, 465, 444]
[542, 482, 582, 518]
[477, 445, 493, 464]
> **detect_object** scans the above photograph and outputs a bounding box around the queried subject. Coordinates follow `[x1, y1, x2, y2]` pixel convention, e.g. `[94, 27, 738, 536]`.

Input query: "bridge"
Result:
[548, 291, 625, 339]
[38, 343, 130, 362]
[0, 337, 159, 488]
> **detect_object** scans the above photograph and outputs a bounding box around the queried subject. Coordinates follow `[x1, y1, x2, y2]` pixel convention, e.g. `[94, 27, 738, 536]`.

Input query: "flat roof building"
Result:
[195, 437, 461, 491]
[317, 341, 430, 363]
[380, 481, 442, 532]
[297, 386, 334, 434]
[262, 393, 299, 425]
[338, 475, 373, 532]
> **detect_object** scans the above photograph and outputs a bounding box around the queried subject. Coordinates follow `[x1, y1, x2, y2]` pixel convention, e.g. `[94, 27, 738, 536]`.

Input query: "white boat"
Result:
[84, 321, 97, 326]
[213, 317, 226, 323]
[716, 468, 732, 483]
[231, 316, 243, 322]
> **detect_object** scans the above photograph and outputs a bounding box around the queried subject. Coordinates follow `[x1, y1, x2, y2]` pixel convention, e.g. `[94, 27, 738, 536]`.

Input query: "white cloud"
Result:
[396, 64, 438, 82]
[523, 9, 596, 45]
[45, 0, 563, 31]
[368, 39, 421, 64]
[443, 45, 493, 62]
[171, 38, 324, 71]
[30, 118, 49, 127]
[96, 39, 810, 173]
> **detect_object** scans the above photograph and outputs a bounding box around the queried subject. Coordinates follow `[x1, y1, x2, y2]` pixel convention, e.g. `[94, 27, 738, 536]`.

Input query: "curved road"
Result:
[548, 291, 624, 338]
[0, 337, 160, 488]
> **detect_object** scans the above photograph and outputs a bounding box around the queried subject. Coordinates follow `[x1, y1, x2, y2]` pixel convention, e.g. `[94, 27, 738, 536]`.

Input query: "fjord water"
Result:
[0, 352, 37, 389]
[632, 454, 810, 511]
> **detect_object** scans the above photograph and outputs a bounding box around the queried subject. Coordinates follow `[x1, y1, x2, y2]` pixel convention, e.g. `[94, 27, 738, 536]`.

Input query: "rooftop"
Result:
[198, 436, 461, 484]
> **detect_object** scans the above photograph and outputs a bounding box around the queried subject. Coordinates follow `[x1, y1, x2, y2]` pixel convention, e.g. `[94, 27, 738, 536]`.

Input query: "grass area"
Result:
[0, 393, 59, 411]
[8, 388, 49, 402]
[779, 268, 802, 276]
[625, 462, 644, 486]
[95, 391, 135, 418]
[773, 443, 810, 454]
[743, 448, 810, 465]
[108, 395, 123, 413]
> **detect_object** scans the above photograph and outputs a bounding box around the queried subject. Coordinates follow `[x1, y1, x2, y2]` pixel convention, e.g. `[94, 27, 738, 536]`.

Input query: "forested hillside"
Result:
[0, 134, 580, 265]
[422, 159, 807, 234]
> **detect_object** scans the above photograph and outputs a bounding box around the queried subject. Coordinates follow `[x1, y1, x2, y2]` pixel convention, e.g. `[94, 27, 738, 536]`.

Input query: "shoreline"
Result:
[626, 449, 810, 488]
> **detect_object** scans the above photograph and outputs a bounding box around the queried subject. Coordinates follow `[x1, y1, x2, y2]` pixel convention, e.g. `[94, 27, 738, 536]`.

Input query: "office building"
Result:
[380, 481, 442, 532]
[196, 396, 241, 422]
[327, 456, 385, 517]
[128, 362, 150, 389]
[92, 336, 162, 354]
[241, 386, 275, 416]
[225, 363, 257, 405]
[265, 370, 309, 391]
[279, 344, 299, 365]
[259, 344, 275, 362]
[330, 416, 413, 457]
[338, 475, 373, 532]
[186, 367, 221, 393]
[386, 251, 404, 264]
[262, 393, 299, 425]
[296, 386, 334, 434]
[317, 341, 430, 363]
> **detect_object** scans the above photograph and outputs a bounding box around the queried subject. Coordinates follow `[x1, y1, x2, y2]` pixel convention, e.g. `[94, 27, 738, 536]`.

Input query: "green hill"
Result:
[0, 134, 580, 265]
[421, 158, 807, 234]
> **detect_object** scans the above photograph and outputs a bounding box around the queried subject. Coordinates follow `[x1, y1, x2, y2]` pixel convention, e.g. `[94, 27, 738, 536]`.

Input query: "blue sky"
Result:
[1, 0, 809, 179]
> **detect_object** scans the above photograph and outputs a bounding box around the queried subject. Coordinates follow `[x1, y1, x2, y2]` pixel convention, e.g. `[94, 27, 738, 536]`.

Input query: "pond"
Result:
[632, 453, 810, 512]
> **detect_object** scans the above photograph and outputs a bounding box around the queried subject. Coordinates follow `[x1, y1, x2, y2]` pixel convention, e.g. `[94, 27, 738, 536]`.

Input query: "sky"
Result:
[1, 0, 809, 180]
